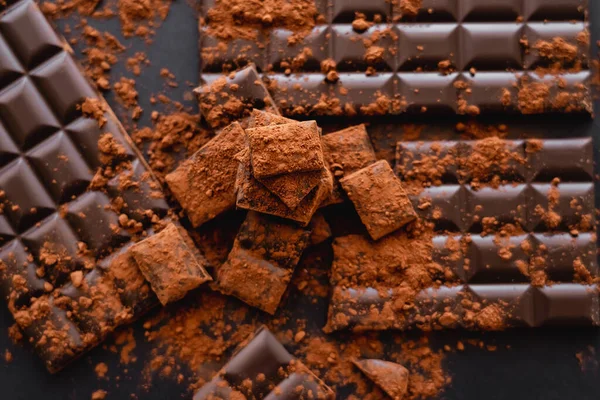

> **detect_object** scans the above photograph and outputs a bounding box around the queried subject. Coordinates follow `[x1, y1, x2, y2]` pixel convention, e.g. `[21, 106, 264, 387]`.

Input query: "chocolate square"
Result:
[321, 124, 377, 205]
[340, 160, 417, 240]
[165, 122, 246, 227]
[235, 151, 333, 226]
[246, 121, 324, 179]
[129, 222, 211, 305]
[248, 110, 322, 209]
[216, 211, 311, 314]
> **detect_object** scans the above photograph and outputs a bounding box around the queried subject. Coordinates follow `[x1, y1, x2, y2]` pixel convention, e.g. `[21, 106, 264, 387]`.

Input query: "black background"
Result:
[1, 1, 600, 399]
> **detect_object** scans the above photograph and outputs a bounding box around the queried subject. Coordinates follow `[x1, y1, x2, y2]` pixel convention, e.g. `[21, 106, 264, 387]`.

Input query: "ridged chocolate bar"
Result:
[194, 327, 335, 400]
[199, 0, 591, 116]
[324, 137, 598, 332]
[0, 0, 172, 372]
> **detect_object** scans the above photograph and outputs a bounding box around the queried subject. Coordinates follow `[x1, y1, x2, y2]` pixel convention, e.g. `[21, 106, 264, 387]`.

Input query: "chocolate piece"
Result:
[321, 124, 377, 204]
[165, 122, 246, 227]
[353, 359, 409, 400]
[130, 223, 211, 305]
[0, 0, 173, 372]
[246, 121, 324, 179]
[195, 64, 279, 128]
[216, 211, 311, 314]
[194, 327, 334, 400]
[246, 110, 324, 209]
[199, 1, 591, 115]
[340, 160, 417, 240]
[235, 152, 333, 226]
[326, 137, 598, 332]
[309, 211, 332, 246]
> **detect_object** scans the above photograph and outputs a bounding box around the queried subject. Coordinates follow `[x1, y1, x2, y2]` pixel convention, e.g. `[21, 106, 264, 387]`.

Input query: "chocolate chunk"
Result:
[353, 359, 409, 400]
[340, 160, 417, 240]
[195, 64, 279, 128]
[309, 211, 332, 246]
[166, 122, 246, 227]
[235, 151, 333, 226]
[194, 327, 334, 400]
[321, 124, 377, 205]
[246, 121, 325, 179]
[130, 222, 211, 305]
[216, 211, 311, 314]
[258, 170, 323, 209]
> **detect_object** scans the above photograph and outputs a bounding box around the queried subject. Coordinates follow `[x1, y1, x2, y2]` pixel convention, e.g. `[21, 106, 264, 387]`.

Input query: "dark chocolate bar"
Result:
[0, 0, 176, 372]
[193, 327, 335, 400]
[325, 137, 599, 332]
[199, 0, 591, 116]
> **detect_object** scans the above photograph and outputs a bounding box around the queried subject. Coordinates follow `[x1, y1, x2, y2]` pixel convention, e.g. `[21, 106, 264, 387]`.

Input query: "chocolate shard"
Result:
[353, 358, 409, 400]
[216, 211, 311, 314]
[194, 327, 334, 400]
[340, 160, 417, 240]
[129, 222, 212, 306]
[195, 64, 279, 128]
[165, 122, 246, 227]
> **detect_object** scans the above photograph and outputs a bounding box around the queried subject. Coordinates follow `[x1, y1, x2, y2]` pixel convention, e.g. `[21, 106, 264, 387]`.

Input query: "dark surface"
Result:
[0, 1, 600, 400]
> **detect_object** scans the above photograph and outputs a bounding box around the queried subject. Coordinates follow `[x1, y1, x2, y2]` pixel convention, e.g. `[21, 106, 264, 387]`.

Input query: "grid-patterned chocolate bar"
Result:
[0, 0, 171, 372]
[199, 0, 591, 116]
[194, 327, 335, 400]
[325, 137, 599, 332]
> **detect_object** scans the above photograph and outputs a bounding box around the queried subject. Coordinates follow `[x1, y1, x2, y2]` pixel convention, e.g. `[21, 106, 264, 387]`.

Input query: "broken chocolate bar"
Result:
[129, 222, 212, 305]
[326, 137, 599, 332]
[199, 1, 591, 116]
[165, 122, 246, 227]
[216, 211, 311, 314]
[340, 160, 417, 240]
[0, 0, 173, 373]
[194, 327, 334, 400]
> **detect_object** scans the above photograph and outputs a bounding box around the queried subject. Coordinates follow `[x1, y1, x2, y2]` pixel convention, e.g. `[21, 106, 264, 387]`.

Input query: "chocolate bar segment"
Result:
[199, 0, 591, 115]
[194, 327, 334, 400]
[215, 211, 311, 314]
[0, 0, 177, 372]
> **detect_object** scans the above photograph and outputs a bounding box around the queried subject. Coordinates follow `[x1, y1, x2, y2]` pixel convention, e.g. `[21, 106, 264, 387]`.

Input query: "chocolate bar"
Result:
[199, 0, 591, 116]
[326, 137, 599, 332]
[0, 0, 178, 372]
[215, 211, 311, 314]
[193, 327, 335, 400]
[353, 358, 409, 400]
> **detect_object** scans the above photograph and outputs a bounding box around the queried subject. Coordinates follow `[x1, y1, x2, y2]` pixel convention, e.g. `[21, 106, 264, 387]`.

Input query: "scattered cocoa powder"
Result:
[79, 97, 108, 127]
[95, 362, 109, 378]
[117, 0, 172, 39]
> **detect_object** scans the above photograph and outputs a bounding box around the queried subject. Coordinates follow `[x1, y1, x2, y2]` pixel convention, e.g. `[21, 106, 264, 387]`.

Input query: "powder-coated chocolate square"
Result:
[165, 122, 246, 227]
[216, 211, 311, 314]
[340, 160, 417, 240]
[246, 120, 325, 179]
